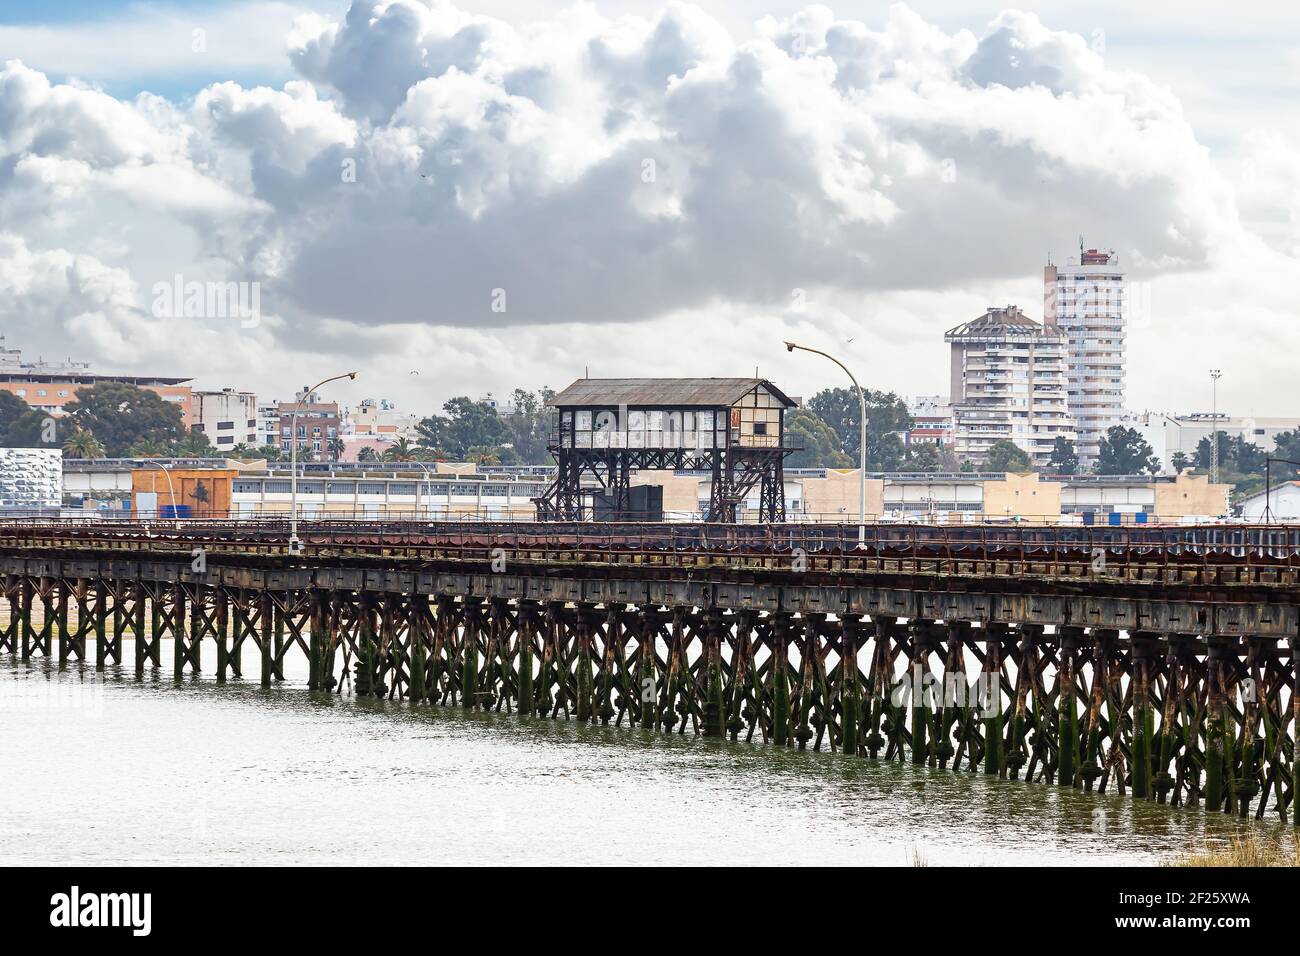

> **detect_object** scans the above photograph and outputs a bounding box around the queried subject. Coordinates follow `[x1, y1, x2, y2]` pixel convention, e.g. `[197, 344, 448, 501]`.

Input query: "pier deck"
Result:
[2, 519, 1296, 822]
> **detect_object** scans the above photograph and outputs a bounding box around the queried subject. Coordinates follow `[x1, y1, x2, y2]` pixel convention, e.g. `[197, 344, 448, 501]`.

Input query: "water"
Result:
[0, 648, 1283, 866]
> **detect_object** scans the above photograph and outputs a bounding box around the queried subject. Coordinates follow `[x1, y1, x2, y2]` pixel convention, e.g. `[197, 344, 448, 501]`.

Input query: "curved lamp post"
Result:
[289, 371, 357, 554]
[155, 461, 179, 521]
[784, 341, 867, 547]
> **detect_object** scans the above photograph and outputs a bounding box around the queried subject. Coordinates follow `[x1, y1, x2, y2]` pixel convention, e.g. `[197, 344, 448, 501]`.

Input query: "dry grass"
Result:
[1168, 833, 1299, 868]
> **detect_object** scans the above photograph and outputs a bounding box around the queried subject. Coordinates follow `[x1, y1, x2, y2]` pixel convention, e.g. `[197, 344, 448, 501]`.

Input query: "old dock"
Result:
[2, 519, 1298, 822]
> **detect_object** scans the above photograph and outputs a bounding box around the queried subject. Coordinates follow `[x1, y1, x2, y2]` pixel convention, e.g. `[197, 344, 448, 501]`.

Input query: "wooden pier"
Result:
[2, 519, 1297, 822]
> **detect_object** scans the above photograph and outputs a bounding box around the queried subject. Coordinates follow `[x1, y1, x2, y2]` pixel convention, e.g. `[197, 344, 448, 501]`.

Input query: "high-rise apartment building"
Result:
[1044, 244, 1126, 467]
[946, 305, 1075, 468]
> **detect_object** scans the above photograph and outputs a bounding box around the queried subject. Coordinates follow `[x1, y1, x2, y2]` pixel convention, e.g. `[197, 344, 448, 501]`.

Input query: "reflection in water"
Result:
[0, 649, 1286, 866]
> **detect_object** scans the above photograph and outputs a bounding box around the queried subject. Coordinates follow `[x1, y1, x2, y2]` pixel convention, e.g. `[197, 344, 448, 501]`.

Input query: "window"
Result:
[753, 422, 768, 436]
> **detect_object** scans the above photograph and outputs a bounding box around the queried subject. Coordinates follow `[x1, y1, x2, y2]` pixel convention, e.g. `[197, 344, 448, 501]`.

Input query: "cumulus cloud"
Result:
[0, 1, 1293, 413]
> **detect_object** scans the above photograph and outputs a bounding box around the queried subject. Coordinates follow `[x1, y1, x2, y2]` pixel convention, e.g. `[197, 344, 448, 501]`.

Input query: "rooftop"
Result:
[550, 377, 796, 408]
[945, 305, 1057, 339]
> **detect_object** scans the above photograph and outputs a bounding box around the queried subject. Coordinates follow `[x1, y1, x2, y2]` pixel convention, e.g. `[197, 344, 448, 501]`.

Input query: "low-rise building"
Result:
[1128, 411, 1300, 473]
[1236, 482, 1300, 522]
[881, 471, 1228, 524]
[256, 402, 281, 448]
[61, 460, 1235, 525]
[191, 388, 258, 450]
[0, 447, 61, 511]
[346, 398, 421, 442]
[0, 338, 193, 422]
[278, 389, 341, 461]
[904, 395, 953, 449]
[228, 467, 547, 519]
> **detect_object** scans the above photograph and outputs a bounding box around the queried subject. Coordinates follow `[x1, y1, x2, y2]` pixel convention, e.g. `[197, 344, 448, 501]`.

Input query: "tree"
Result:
[1046, 436, 1078, 475]
[358, 446, 379, 462]
[783, 408, 852, 468]
[898, 443, 941, 473]
[1272, 429, 1300, 464]
[806, 387, 910, 470]
[64, 382, 186, 457]
[229, 444, 282, 461]
[1096, 426, 1160, 475]
[467, 444, 519, 465]
[328, 437, 345, 462]
[173, 430, 216, 457]
[1196, 434, 1265, 476]
[382, 437, 419, 462]
[501, 387, 555, 464]
[1170, 451, 1190, 474]
[0, 391, 58, 448]
[416, 397, 509, 459]
[62, 429, 105, 459]
[986, 440, 1032, 473]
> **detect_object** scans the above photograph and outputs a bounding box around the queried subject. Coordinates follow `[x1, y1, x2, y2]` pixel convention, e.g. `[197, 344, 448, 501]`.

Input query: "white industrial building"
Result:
[1128, 411, 1300, 474]
[1044, 245, 1126, 468]
[1236, 482, 1300, 522]
[0, 447, 62, 510]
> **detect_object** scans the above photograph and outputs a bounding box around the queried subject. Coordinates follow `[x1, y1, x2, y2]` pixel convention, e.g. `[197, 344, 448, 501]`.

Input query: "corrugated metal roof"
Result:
[550, 378, 795, 408]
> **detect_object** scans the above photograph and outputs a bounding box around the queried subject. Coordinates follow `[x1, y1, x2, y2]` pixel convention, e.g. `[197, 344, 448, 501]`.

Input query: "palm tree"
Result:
[125, 437, 168, 458]
[466, 446, 501, 466]
[382, 437, 417, 462]
[328, 437, 345, 462]
[62, 428, 105, 459]
[358, 446, 378, 462]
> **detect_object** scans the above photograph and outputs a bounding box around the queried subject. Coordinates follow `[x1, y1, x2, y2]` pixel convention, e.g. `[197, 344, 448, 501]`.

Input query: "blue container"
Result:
[1081, 511, 1095, 526]
[1108, 511, 1122, 527]
[160, 504, 192, 519]
[1135, 512, 1148, 524]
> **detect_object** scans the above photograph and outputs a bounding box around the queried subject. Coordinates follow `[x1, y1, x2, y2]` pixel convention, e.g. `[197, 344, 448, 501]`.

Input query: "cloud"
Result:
[0, 1, 1293, 416]
[0, 2, 306, 89]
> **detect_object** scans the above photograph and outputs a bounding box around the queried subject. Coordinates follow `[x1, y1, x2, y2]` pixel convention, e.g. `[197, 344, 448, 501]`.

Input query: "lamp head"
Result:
[348, 371, 358, 380]
[784, 341, 797, 353]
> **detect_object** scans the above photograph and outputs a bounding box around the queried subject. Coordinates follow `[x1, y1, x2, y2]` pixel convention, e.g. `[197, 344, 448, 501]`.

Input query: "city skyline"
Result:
[1, 1, 1298, 419]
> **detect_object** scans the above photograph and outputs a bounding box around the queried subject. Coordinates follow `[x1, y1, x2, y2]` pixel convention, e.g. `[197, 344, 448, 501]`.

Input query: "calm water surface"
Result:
[0, 647, 1282, 866]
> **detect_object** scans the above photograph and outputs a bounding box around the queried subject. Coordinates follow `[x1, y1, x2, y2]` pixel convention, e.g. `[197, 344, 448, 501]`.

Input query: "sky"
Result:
[1, 0, 1298, 420]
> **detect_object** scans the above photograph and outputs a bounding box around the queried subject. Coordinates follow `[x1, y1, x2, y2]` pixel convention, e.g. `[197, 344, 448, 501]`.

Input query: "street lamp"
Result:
[289, 372, 357, 554]
[1263, 457, 1300, 524]
[784, 341, 867, 547]
[1206, 369, 1216, 486]
[154, 461, 178, 521]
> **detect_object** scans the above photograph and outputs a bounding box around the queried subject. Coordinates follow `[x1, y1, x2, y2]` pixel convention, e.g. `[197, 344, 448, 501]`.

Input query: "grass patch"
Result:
[1168, 833, 1299, 867]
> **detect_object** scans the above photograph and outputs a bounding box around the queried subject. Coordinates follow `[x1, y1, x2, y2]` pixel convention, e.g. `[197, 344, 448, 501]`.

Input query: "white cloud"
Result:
[0, 2, 308, 85]
[0, 1, 1294, 418]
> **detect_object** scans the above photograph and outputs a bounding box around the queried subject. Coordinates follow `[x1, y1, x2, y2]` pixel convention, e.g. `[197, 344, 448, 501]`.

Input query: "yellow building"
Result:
[981, 472, 1062, 521]
[133, 467, 236, 518]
